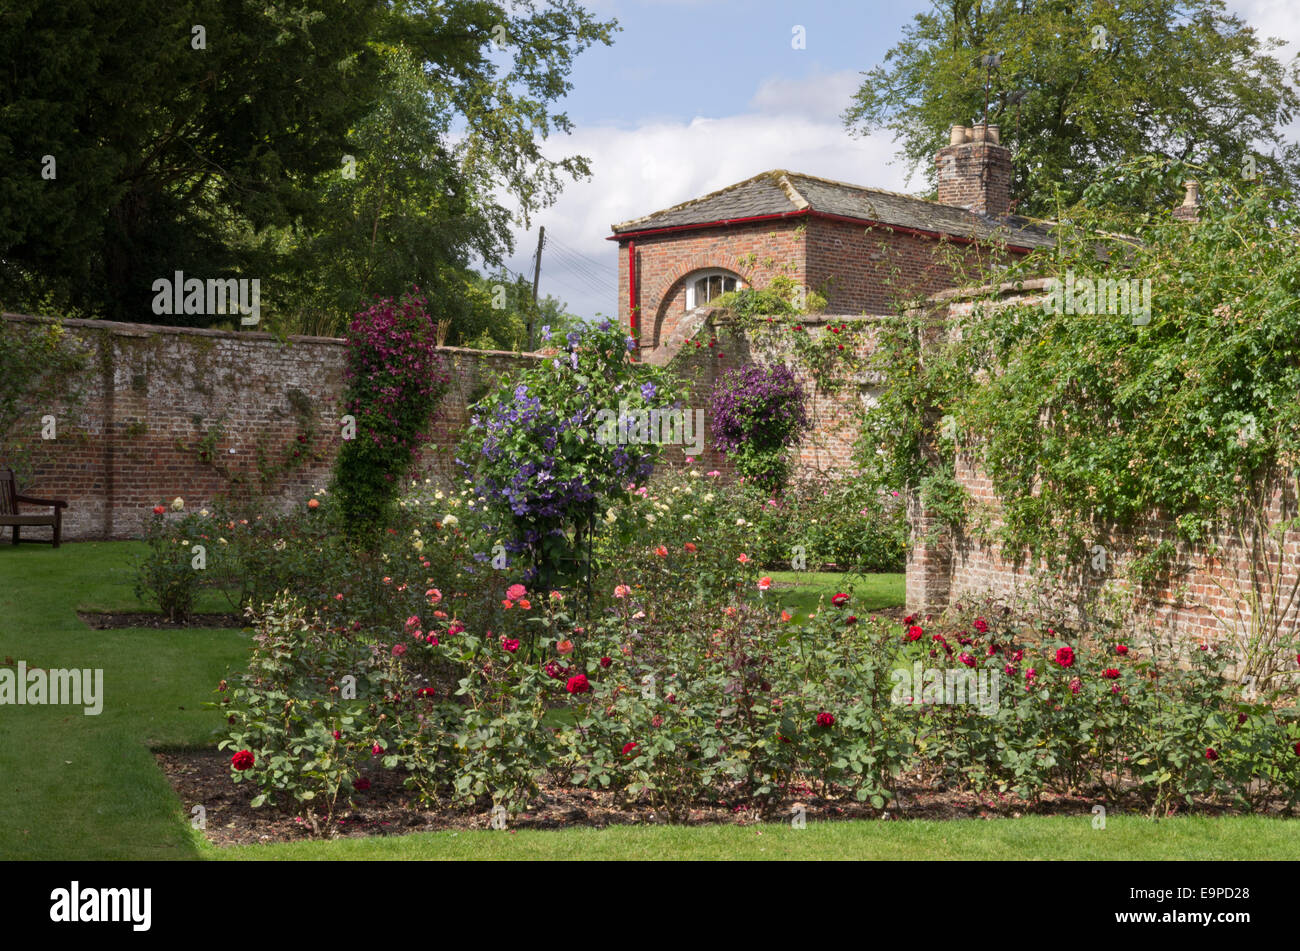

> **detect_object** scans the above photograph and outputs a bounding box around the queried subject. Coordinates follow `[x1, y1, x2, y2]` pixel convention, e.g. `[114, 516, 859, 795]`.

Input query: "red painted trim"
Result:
[608, 207, 1036, 254]
[627, 241, 638, 356]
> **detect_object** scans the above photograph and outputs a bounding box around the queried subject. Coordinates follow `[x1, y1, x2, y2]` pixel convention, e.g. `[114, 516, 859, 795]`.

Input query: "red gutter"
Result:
[608, 207, 1036, 255]
[627, 240, 638, 357]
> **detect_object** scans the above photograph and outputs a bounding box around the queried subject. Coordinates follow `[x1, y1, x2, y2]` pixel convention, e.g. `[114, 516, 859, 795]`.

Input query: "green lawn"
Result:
[766, 569, 905, 620]
[2, 541, 1296, 861]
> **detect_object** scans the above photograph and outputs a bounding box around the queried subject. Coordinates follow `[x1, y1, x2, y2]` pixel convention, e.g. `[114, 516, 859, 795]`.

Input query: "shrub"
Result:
[331, 289, 450, 536]
[710, 363, 807, 494]
[457, 319, 681, 589]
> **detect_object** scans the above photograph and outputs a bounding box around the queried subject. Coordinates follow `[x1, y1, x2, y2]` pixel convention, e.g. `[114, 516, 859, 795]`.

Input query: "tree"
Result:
[843, 0, 1300, 216]
[0, 0, 617, 327]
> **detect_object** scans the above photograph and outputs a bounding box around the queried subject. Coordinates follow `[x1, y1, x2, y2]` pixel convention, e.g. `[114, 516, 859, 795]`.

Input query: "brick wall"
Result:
[1, 313, 539, 540]
[904, 289, 1300, 647]
[618, 220, 806, 357]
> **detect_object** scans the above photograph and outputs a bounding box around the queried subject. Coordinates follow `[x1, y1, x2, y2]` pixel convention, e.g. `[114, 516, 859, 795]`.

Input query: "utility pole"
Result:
[528, 226, 545, 350]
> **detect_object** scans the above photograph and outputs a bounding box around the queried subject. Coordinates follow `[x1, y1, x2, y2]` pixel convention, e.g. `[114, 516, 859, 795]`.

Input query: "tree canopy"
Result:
[0, 0, 615, 338]
[843, 0, 1300, 216]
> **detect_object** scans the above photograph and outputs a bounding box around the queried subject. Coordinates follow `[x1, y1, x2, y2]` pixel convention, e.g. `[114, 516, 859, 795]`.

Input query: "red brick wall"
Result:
[2, 314, 539, 540]
[905, 290, 1300, 648]
[617, 220, 807, 357]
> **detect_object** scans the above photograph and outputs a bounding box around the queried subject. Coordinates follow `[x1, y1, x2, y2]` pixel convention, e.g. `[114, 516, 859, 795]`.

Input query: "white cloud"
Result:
[748, 69, 863, 123]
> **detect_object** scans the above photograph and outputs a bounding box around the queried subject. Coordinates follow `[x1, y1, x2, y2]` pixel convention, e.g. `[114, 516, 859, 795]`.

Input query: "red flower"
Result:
[230, 750, 255, 771]
[600, 656, 612, 668]
[1294, 742, 1300, 757]
[816, 711, 835, 728]
[906, 625, 924, 641]
[845, 615, 857, 625]
[973, 617, 989, 633]
[416, 686, 436, 697]
[371, 743, 382, 756]
[958, 652, 976, 668]
[621, 742, 638, 757]
[831, 592, 850, 606]
[332, 730, 341, 740]
[1115, 644, 1129, 655]
[1102, 668, 1120, 679]
[1205, 748, 1219, 761]
[152, 505, 166, 515]
[352, 777, 371, 791]
[654, 545, 668, 557]
[1069, 677, 1082, 694]
[684, 542, 697, 552]
[1054, 646, 1075, 668]
[566, 674, 590, 694]
[501, 638, 520, 653]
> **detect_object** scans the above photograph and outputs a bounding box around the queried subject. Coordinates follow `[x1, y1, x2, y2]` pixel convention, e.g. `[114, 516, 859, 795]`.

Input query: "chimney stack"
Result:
[1172, 180, 1200, 223]
[936, 123, 1012, 218]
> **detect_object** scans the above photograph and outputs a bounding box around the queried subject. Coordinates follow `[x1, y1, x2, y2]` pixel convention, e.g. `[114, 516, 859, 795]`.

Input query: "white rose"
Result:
[443, 514, 459, 527]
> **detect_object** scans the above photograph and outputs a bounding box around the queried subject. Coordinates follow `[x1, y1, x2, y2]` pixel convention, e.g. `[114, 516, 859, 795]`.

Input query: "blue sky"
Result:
[495, 0, 1297, 322]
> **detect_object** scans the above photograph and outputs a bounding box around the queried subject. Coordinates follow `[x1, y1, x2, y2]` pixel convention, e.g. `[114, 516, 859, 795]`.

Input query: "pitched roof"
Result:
[609, 170, 1054, 249]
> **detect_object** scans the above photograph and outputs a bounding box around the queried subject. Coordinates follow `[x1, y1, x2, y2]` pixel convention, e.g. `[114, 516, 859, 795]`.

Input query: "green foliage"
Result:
[0, 320, 89, 481]
[843, 0, 1300, 216]
[861, 166, 1300, 676]
[331, 291, 451, 535]
[457, 320, 682, 588]
[0, 1, 617, 329]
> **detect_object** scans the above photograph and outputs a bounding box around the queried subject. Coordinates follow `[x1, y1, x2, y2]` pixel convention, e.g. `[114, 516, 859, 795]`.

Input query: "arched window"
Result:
[683, 269, 743, 310]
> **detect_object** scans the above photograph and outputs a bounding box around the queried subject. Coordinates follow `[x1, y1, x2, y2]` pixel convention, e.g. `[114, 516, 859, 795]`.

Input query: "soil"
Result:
[78, 611, 247, 630]
[155, 746, 1246, 848]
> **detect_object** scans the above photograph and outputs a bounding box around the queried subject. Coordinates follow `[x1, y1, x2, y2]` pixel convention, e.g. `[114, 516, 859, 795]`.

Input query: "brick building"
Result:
[610, 123, 1053, 364]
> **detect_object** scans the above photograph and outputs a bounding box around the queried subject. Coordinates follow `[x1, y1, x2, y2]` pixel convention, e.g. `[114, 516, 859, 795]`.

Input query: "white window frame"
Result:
[684, 269, 744, 310]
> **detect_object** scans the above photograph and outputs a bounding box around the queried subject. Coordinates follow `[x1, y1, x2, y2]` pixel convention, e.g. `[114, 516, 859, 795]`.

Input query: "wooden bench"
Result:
[0, 468, 67, 547]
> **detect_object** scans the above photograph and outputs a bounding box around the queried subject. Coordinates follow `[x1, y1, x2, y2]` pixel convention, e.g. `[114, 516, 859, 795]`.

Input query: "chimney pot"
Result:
[949, 125, 968, 146]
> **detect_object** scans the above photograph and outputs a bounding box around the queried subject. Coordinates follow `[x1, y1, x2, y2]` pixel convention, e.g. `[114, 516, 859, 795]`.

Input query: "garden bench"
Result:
[0, 468, 67, 547]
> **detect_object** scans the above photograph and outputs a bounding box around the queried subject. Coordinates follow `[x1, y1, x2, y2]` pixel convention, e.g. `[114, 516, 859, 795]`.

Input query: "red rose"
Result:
[1102, 668, 1120, 679]
[352, 777, 371, 791]
[1115, 644, 1129, 655]
[1205, 748, 1219, 761]
[846, 615, 857, 625]
[1294, 741, 1300, 756]
[416, 686, 436, 697]
[332, 730, 341, 740]
[371, 743, 382, 756]
[231, 750, 255, 771]
[621, 742, 638, 757]
[831, 593, 849, 606]
[907, 625, 924, 641]
[958, 652, 976, 668]
[600, 656, 612, 668]
[501, 638, 520, 653]
[152, 505, 166, 515]
[816, 711, 835, 728]
[973, 617, 988, 633]
[683, 542, 697, 552]
[1055, 646, 1075, 668]
[566, 674, 590, 694]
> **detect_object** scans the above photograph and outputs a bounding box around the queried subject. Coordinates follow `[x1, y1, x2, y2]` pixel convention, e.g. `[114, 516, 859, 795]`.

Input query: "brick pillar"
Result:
[905, 489, 952, 615]
[935, 123, 1012, 218]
